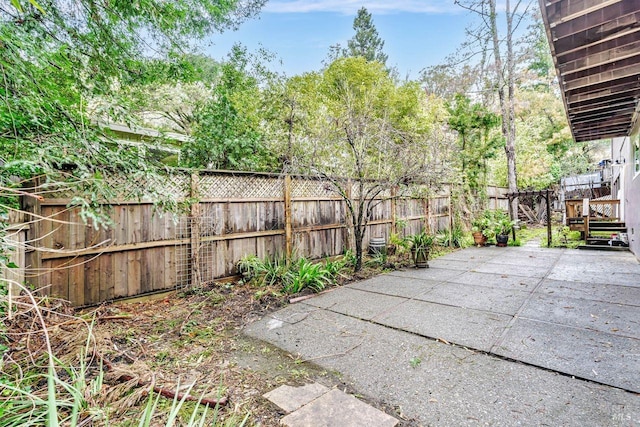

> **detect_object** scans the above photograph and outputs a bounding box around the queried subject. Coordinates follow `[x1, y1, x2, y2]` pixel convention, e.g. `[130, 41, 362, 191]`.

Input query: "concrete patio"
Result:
[245, 246, 640, 426]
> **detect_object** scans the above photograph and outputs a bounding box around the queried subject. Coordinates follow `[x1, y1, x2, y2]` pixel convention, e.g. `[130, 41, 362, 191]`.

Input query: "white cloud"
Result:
[264, 0, 459, 15]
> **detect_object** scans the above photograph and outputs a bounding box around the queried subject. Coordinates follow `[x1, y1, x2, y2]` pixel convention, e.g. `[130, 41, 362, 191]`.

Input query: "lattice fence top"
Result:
[291, 177, 337, 198]
[37, 168, 467, 203]
[198, 174, 283, 199]
[38, 171, 190, 201]
[105, 171, 190, 201]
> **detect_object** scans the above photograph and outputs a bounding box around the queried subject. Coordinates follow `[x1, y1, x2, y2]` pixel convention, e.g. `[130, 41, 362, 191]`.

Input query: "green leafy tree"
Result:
[0, 0, 266, 202]
[285, 58, 443, 271]
[181, 45, 278, 171]
[327, 7, 388, 65]
[447, 94, 501, 192]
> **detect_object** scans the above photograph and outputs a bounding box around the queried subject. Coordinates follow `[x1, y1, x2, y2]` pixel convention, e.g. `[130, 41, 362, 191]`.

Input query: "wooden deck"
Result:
[565, 199, 628, 250]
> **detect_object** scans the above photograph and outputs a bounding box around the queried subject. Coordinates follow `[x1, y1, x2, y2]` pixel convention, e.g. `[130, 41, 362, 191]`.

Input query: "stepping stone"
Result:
[280, 389, 398, 427]
[264, 383, 329, 413]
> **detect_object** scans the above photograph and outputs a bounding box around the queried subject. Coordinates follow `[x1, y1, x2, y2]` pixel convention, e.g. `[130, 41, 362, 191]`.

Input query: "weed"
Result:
[237, 254, 288, 288]
[410, 356, 421, 368]
[437, 223, 468, 248]
[365, 251, 388, 268]
[341, 249, 358, 270]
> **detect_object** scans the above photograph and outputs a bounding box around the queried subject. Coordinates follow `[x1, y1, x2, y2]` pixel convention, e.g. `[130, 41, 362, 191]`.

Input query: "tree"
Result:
[0, 0, 266, 220]
[180, 46, 278, 171]
[286, 58, 442, 271]
[455, 0, 533, 218]
[447, 94, 501, 193]
[326, 7, 388, 66]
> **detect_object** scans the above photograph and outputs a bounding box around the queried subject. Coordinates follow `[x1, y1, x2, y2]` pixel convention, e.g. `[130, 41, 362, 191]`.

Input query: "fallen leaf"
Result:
[436, 337, 450, 345]
[429, 398, 438, 403]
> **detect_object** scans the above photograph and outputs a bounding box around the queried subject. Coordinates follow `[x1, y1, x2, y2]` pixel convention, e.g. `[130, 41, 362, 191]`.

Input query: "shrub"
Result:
[283, 258, 331, 294]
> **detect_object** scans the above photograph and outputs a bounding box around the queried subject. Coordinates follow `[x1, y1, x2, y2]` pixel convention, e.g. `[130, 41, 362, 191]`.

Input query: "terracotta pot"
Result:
[473, 232, 487, 247]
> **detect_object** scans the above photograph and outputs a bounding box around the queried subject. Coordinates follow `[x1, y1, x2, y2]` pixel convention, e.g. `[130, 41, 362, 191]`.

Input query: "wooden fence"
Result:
[5, 170, 507, 306]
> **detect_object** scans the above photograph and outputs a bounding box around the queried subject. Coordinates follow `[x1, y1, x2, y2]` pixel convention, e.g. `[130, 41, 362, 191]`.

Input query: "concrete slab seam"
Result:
[489, 252, 564, 352]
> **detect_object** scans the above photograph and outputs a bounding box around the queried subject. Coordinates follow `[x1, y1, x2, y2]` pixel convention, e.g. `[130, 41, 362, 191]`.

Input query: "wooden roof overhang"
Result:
[539, 0, 640, 142]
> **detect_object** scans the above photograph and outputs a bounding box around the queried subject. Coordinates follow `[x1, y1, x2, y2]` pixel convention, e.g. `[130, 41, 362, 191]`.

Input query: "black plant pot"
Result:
[496, 234, 509, 247]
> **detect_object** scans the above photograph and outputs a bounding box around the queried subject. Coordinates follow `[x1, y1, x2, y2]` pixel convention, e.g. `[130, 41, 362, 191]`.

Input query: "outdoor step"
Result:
[589, 227, 627, 231]
[577, 244, 629, 252]
[589, 222, 626, 227]
[586, 237, 614, 243]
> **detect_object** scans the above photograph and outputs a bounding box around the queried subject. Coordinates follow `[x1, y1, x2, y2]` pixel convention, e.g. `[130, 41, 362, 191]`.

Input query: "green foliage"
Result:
[0, 0, 266, 233]
[437, 223, 467, 248]
[238, 254, 348, 295]
[181, 46, 279, 171]
[446, 94, 501, 190]
[341, 250, 358, 270]
[407, 231, 435, 251]
[472, 209, 513, 241]
[539, 226, 582, 249]
[346, 7, 388, 65]
[283, 258, 332, 294]
[409, 356, 421, 368]
[237, 254, 288, 288]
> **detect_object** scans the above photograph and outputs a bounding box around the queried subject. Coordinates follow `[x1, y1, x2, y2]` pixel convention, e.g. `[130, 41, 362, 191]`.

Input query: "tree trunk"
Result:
[354, 224, 363, 272]
[490, 0, 518, 219]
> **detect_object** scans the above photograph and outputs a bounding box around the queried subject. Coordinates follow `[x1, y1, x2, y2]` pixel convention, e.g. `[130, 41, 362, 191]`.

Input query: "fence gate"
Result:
[175, 216, 217, 289]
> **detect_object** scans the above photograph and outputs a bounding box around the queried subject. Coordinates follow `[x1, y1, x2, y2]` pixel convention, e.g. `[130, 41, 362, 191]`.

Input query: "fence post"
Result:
[4, 207, 27, 319]
[546, 190, 552, 248]
[23, 178, 42, 295]
[449, 193, 454, 247]
[390, 186, 397, 237]
[190, 173, 201, 287]
[283, 174, 293, 260]
[424, 194, 431, 233]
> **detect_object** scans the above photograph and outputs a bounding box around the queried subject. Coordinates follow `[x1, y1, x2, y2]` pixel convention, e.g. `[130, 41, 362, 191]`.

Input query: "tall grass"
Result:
[0, 281, 246, 426]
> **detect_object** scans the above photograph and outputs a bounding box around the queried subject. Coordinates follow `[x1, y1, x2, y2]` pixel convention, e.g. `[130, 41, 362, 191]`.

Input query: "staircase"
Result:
[565, 198, 629, 251]
[581, 220, 629, 251]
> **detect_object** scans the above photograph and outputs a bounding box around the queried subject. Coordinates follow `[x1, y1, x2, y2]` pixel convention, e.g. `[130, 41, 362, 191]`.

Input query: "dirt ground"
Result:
[96, 274, 414, 425]
[3, 255, 422, 426]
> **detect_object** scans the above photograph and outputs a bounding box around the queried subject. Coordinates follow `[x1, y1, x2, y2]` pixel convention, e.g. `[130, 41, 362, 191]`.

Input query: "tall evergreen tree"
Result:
[345, 7, 388, 65]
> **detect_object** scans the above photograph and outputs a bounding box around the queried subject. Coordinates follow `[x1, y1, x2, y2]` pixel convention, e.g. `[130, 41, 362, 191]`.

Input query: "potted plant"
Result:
[495, 217, 515, 246]
[408, 231, 434, 268]
[486, 210, 515, 247]
[471, 212, 493, 246]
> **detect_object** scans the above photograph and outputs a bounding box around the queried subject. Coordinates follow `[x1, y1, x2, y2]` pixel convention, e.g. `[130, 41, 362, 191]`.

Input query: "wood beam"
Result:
[552, 4, 640, 40]
[557, 30, 640, 65]
[574, 129, 630, 141]
[572, 115, 633, 128]
[547, 0, 621, 27]
[563, 62, 640, 91]
[566, 77, 639, 104]
[553, 11, 640, 54]
[571, 111, 634, 125]
[559, 43, 640, 76]
[563, 54, 640, 82]
[568, 97, 636, 114]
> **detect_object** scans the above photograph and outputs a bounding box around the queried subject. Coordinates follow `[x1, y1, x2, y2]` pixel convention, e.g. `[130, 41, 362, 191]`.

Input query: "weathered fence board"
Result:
[9, 171, 507, 306]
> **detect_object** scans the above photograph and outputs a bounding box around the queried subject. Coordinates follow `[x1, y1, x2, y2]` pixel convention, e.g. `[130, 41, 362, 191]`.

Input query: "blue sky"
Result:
[205, 1, 478, 79]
